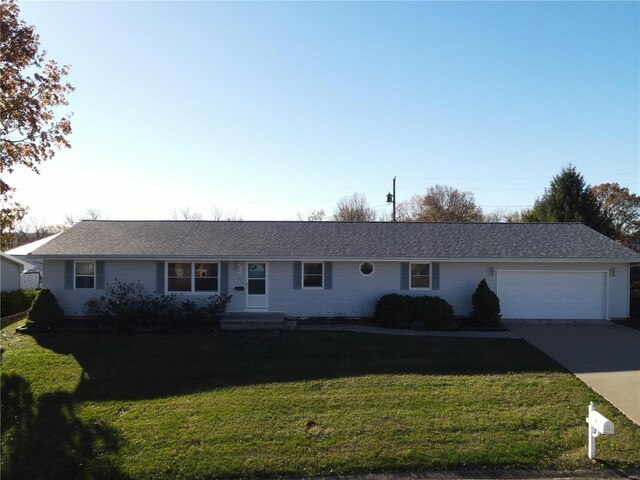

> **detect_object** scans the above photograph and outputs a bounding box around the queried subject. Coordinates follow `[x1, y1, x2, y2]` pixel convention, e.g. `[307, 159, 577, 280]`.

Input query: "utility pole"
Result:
[386, 177, 396, 222]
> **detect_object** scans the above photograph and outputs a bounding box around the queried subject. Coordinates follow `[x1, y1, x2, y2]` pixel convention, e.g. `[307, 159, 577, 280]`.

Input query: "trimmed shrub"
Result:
[83, 279, 232, 329]
[83, 279, 179, 329]
[374, 294, 414, 328]
[26, 289, 64, 330]
[374, 294, 454, 330]
[414, 296, 455, 330]
[181, 294, 232, 325]
[1, 290, 39, 317]
[470, 279, 501, 327]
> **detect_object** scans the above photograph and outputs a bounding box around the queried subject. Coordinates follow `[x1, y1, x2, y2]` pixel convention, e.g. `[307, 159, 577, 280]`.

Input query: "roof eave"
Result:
[29, 254, 640, 263]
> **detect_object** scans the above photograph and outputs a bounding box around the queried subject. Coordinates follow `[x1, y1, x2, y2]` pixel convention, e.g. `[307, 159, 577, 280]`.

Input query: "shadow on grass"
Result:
[1, 373, 128, 480]
[30, 330, 566, 402]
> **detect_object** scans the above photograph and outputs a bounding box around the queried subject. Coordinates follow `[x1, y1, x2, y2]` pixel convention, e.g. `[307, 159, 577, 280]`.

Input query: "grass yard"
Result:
[2, 322, 639, 480]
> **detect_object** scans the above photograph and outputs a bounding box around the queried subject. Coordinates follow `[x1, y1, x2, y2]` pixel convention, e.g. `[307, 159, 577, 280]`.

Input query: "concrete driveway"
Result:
[507, 321, 640, 425]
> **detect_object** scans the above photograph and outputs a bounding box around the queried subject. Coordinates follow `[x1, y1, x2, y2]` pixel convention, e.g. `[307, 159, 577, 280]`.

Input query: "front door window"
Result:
[246, 262, 267, 309]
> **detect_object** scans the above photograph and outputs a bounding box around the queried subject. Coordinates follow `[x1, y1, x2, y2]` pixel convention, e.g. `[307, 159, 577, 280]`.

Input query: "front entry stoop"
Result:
[221, 312, 293, 331]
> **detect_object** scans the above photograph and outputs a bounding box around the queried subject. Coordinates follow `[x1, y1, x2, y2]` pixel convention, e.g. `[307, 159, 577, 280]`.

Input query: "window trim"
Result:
[302, 261, 324, 289]
[359, 261, 375, 276]
[165, 261, 220, 294]
[409, 262, 431, 290]
[74, 260, 96, 290]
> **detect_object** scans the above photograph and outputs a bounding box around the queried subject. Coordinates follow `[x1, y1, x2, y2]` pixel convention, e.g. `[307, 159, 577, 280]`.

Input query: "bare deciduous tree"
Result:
[296, 209, 326, 221]
[396, 194, 426, 222]
[483, 208, 523, 223]
[64, 208, 108, 227]
[399, 185, 483, 222]
[209, 206, 243, 221]
[170, 207, 202, 221]
[85, 208, 104, 220]
[332, 193, 377, 222]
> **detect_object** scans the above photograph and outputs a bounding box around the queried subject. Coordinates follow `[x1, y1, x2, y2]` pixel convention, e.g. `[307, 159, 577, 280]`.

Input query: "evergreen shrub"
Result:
[26, 289, 64, 330]
[470, 279, 501, 327]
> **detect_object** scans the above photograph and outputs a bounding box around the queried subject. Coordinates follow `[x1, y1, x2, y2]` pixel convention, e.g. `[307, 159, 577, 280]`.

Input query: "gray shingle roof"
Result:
[30, 220, 640, 261]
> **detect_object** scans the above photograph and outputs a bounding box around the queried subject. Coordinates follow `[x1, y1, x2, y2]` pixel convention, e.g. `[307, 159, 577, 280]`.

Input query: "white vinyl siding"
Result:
[43, 259, 631, 319]
[1, 257, 22, 292]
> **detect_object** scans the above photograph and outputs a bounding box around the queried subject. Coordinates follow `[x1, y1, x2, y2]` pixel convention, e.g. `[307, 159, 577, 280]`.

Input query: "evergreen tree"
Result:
[522, 165, 614, 236]
[471, 279, 501, 327]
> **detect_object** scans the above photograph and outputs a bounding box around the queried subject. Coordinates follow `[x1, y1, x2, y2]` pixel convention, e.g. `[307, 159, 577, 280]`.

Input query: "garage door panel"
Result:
[498, 270, 607, 320]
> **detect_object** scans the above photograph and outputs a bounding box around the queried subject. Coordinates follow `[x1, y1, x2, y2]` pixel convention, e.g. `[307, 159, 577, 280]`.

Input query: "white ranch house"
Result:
[30, 220, 640, 321]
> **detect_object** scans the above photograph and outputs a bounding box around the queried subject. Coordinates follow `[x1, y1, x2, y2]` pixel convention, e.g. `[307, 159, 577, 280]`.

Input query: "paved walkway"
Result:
[297, 324, 520, 339]
[289, 467, 640, 480]
[507, 321, 640, 425]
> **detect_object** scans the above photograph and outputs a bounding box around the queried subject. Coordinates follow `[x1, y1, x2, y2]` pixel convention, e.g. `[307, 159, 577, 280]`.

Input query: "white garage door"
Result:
[497, 270, 607, 320]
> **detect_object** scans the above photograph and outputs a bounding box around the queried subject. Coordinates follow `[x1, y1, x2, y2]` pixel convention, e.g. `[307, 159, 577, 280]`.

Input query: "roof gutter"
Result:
[27, 254, 640, 263]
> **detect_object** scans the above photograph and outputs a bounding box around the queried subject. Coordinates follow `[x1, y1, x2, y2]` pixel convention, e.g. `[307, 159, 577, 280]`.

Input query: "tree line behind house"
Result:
[298, 165, 638, 249]
[3, 165, 639, 252]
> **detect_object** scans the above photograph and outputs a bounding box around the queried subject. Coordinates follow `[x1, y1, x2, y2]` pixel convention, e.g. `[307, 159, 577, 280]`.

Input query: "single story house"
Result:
[7, 233, 60, 289]
[29, 220, 640, 321]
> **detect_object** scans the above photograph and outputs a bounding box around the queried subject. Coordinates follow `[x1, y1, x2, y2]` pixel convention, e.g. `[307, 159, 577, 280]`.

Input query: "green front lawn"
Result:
[2, 323, 639, 480]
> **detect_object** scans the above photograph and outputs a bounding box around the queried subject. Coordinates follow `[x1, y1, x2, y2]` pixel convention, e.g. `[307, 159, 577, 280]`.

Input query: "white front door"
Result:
[246, 262, 268, 310]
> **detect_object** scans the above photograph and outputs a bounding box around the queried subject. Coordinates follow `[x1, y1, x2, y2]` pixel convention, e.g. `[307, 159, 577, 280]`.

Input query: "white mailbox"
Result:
[588, 410, 614, 436]
[586, 402, 614, 460]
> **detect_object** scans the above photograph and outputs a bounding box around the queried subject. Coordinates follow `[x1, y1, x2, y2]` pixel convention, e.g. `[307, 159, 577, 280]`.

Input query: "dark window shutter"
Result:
[156, 261, 165, 294]
[431, 262, 440, 290]
[324, 262, 332, 290]
[400, 262, 409, 290]
[293, 262, 302, 290]
[64, 260, 74, 289]
[220, 261, 229, 295]
[96, 261, 105, 290]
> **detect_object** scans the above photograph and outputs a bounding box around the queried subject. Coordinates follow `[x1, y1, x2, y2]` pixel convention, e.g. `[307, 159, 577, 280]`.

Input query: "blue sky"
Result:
[12, 1, 640, 223]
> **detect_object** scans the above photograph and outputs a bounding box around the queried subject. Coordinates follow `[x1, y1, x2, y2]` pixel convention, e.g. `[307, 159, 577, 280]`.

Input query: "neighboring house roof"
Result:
[0, 252, 28, 271]
[6, 232, 61, 256]
[29, 220, 640, 262]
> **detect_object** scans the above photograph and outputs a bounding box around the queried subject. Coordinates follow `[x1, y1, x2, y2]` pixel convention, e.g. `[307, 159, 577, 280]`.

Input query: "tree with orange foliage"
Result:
[1, 0, 74, 248]
[592, 183, 640, 248]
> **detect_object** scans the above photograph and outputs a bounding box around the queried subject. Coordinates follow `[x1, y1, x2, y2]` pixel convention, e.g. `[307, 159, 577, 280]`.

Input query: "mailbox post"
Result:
[586, 402, 614, 460]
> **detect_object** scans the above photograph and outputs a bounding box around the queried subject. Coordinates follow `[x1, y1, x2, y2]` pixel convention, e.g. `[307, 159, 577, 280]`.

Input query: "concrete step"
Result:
[220, 312, 288, 331]
[283, 319, 297, 330]
[221, 321, 283, 331]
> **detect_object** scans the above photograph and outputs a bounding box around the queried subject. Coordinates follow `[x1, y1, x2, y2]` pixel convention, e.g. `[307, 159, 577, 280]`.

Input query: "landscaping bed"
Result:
[2, 322, 639, 480]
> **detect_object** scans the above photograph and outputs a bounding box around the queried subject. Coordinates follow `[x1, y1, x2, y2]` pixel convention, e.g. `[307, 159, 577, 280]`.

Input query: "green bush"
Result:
[83, 279, 232, 329]
[374, 294, 454, 330]
[26, 289, 64, 330]
[373, 294, 412, 328]
[181, 294, 232, 324]
[83, 279, 179, 329]
[470, 279, 501, 327]
[1, 290, 39, 317]
[414, 296, 455, 330]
